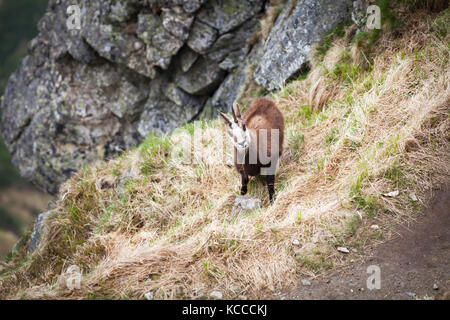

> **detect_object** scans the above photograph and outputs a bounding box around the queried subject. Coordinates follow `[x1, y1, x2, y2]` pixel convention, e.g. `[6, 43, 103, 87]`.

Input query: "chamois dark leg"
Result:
[240, 172, 249, 195]
[266, 175, 275, 204]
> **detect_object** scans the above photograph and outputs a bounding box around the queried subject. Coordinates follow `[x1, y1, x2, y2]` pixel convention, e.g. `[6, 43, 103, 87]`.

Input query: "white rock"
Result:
[433, 283, 439, 290]
[134, 41, 144, 51]
[234, 196, 261, 211]
[292, 239, 300, 246]
[230, 285, 240, 293]
[144, 292, 154, 300]
[210, 291, 223, 300]
[370, 224, 380, 230]
[409, 193, 418, 202]
[337, 247, 350, 254]
[383, 190, 399, 197]
[301, 279, 311, 286]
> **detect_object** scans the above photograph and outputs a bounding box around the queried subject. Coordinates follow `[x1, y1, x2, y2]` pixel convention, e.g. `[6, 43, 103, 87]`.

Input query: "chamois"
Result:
[220, 97, 284, 203]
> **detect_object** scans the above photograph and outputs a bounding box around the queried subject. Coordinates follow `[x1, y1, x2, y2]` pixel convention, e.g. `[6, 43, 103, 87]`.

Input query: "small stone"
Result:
[292, 239, 300, 246]
[433, 284, 439, 290]
[210, 291, 223, 300]
[409, 194, 418, 202]
[406, 292, 416, 297]
[133, 41, 143, 51]
[230, 285, 240, 293]
[359, 288, 365, 292]
[144, 292, 154, 300]
[337, 247, 350, 254]
[301, 280, 311, 286]
[234, 196, 261, 211]
[383, 190, 399, 197]
[370, 224, 380, 230]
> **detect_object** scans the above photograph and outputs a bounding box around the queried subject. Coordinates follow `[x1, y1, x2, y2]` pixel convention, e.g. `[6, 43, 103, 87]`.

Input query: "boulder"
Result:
[254, 0, 353, 90]
[187, 20, 218, 54]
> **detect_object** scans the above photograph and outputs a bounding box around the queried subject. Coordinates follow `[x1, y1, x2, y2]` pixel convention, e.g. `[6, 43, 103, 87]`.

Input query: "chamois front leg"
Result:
[266, 175, 275, 204]
[240, 172, 249, 195]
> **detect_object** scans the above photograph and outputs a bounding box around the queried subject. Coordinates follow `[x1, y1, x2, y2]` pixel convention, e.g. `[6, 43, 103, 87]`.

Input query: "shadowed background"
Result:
[0, 0, 52, 258]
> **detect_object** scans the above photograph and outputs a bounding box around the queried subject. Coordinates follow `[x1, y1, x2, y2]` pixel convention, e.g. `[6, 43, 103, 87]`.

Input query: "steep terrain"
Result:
[0, 2, 449, 300]
[0, 0, 354, 194]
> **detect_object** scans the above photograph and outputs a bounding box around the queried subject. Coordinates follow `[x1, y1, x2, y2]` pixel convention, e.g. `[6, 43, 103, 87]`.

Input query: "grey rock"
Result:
[137, 13, 163, 45]
[164, 83, 207, 108]
[28, 210, 53, 253]
[179, 46, 199, 72]
[337, 247, 350, 254]
[352, 0, 367, 29]
[187, 20, 218, 54]
[229, 195, 261, 222]
[152, 26, 184, 56]
[197, 0, 264, 34]
[210, 291, 223, 300]
[137, 78, 205, 136]
[203, 42, 264, 117]
[234, 196, 261, 211]
[162, 7, 195, 41]
[174, 56, 226, 95]
[207, 16, 260, 69]
[301, 279, 312, 286]
[254, 0, 353, 90]
[406, 292, 416, 297]
[82, 1, 155, 78]
[433, 283, 439, 290]
[183, 0, 206, 13]
[144, 291, 154, 300]
[107, 0, 139, 24]
[116, 171, 136, 198]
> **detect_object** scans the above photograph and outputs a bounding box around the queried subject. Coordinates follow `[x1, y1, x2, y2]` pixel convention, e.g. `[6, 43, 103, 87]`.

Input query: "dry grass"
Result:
[0, 7, 449, 300]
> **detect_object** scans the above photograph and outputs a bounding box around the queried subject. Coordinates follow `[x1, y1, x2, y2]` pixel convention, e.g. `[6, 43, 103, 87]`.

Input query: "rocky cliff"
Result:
[0, 0, 353, 194]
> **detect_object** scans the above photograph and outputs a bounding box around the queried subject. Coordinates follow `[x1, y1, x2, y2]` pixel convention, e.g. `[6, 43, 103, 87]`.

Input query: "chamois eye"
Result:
[242, 123, 246, 131]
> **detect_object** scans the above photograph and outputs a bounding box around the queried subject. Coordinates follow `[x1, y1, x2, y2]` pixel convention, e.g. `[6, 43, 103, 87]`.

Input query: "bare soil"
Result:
[285, 188, 450, 300]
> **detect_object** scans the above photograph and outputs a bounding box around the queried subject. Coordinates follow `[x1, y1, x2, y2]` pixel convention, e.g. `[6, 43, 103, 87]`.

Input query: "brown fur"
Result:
[231, 97, 284, 203]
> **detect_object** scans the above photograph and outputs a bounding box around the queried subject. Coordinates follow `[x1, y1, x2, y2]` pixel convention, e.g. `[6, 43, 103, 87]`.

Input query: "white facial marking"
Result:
[230, 122, 250, 150]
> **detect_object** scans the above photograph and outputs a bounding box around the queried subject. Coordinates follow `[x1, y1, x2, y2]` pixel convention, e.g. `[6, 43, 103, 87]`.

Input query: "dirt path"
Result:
[285, 188, 450, 300]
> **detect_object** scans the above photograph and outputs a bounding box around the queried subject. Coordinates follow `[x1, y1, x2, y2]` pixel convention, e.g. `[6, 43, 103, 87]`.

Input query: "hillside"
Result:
[0, 3, 449, 299]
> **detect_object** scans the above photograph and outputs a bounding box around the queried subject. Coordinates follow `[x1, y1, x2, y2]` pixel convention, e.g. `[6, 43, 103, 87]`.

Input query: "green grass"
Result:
[316, 23, 349, 58]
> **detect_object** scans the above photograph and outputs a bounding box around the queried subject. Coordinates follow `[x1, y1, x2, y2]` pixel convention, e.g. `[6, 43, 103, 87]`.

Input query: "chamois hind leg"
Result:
[266, 175, 275, 204]
[240, 172, 249, 195]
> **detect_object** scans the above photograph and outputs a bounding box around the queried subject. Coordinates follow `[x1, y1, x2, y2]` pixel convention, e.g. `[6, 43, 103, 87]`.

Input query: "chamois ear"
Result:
[234, 103, 241, 119]
[219, 112, 232, 128]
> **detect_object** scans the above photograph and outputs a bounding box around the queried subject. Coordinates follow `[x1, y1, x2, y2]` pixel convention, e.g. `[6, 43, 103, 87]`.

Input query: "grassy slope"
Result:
[0, 5, 448, 299]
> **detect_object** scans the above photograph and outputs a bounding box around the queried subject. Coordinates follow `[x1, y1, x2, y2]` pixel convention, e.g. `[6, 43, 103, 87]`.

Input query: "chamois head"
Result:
[219, 103, 251, 151]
